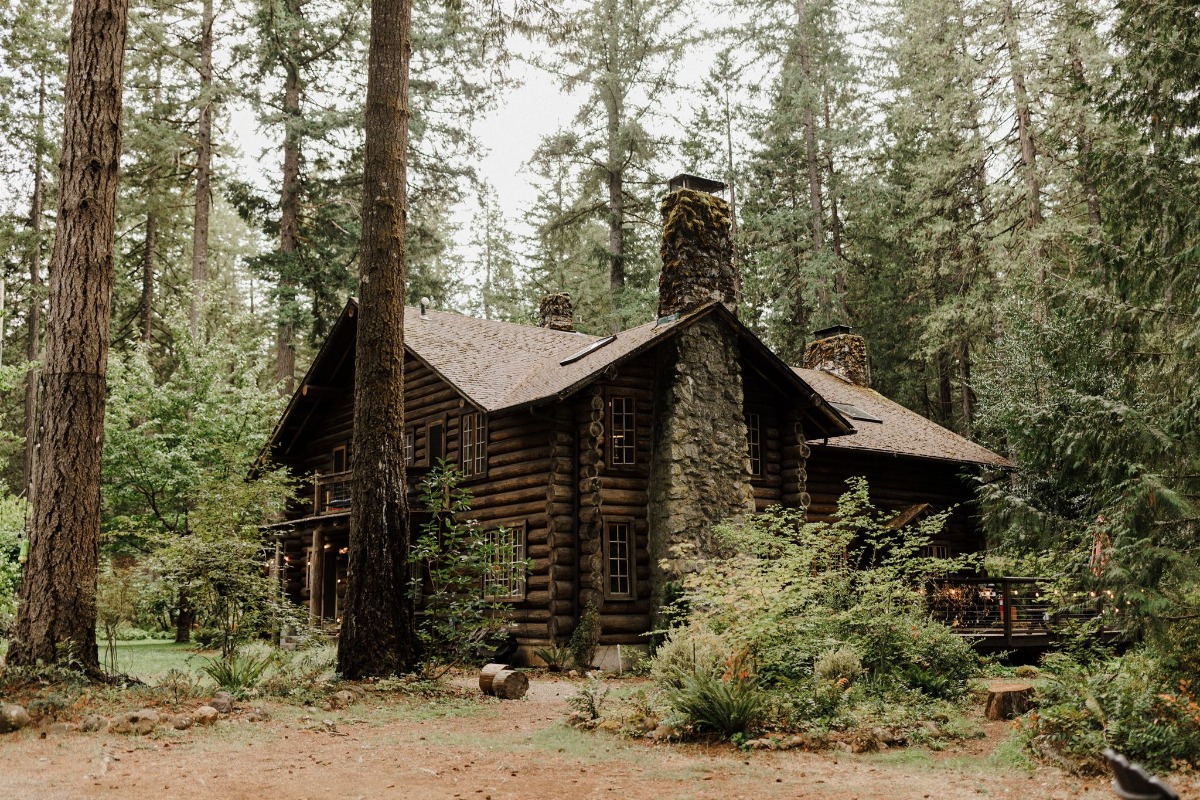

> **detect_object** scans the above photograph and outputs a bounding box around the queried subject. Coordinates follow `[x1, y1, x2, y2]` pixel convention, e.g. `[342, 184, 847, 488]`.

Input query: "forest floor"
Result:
[4, 669, 1196, 800]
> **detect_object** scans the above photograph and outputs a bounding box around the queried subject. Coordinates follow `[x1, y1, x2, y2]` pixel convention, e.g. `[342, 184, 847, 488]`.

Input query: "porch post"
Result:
[309, 528, 324, 624]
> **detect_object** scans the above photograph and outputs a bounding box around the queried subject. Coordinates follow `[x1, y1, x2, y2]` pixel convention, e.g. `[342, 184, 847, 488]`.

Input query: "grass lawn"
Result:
[102, 639, 217, 682]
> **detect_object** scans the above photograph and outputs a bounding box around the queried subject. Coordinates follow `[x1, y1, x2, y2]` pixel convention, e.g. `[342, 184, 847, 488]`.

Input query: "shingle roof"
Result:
[793, 367, 1012, 468]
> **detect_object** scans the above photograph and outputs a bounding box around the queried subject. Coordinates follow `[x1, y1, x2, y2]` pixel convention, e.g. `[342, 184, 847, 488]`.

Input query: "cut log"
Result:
[478, 663, 510, 694]
[985, 682, 1034, 720]
[490, 669, 529, 700]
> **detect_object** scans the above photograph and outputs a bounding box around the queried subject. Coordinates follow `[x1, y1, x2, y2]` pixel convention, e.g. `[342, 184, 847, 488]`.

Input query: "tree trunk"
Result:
[796, 0, 823, 254]
[9, 0, 129, 671]
[23, 69, 48, 499]
[958, 339, 974, 435]
[276, 28, 302, 395]
[139, 211, 156, 342]
[174, 587, 194, 643]
[336, 0, 416, 679]
[190, 0, 213, 340]
[1003, 0, 1041, 231]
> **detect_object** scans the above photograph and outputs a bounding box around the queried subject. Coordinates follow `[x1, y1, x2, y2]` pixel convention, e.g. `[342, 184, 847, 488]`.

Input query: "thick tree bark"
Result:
[189, 0, 213, 340]
[9, 0, 129, 671]
[796, 0, 823, 254]
[23, 69, 47, 498]
[139, 212, 156, 342]
[336, 0, 416, 679]
[276, 20, 302, 395]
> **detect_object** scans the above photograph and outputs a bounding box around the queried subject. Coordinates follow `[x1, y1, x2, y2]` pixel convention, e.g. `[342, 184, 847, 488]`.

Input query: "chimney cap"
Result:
[813, 324, 854, 339]
[668, 173, 727, 195]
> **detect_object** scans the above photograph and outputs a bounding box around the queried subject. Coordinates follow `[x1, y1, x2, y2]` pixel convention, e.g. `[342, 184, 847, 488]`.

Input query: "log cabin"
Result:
[260, 178, 1010, 665]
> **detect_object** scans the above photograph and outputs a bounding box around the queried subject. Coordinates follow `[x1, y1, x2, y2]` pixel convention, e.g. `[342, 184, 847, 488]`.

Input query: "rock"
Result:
[649, 723, 678, 742]
[80, 715, 109, 733]
[919, 720, 942, 739]
[596, 719, 622, 733]
[849, 732, 879, 754]
[47, 722, 79, 735]
[110, 709, 159, 736]
[192, 706, 219, 726]
[0, 705, 31, 733]
[247, 707, 269, 723]
[745, 738, 772, 750]
[168, 714, 193, 731]
[567, 670, 580, 679]
[329, 690, 356, 709]
[209, 692, 235, 714]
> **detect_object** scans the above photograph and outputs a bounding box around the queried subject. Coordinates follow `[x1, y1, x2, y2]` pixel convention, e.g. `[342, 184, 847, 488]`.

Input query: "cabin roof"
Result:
[794, 368, 1013, 468]
[265, 300, 855, 457]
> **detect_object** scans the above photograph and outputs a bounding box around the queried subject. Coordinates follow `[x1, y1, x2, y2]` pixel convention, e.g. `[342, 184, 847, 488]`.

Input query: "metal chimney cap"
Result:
[667, 173, 727, 195]
[812, 324, 854, 339]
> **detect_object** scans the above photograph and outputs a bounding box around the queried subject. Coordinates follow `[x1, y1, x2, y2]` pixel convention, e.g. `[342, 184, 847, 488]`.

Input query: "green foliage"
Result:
[568, 600, 601, 670]
[200, 647, 276, 696]
[813, 645, 863, 686]
[0, 495, 27, 640]
[667, 669, 768, 738]
[532, 640, 572, 672]
[96, 563, 139, 675]
[649, 623, 725, 691]
[155, 668, 205, 704]
[410, 462, 512, 678]
[568, 676, 610, 721]
[1025, 649, 1200, 773]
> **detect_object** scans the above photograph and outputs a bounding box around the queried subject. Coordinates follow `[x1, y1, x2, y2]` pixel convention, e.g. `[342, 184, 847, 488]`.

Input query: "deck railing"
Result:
[927, 576, 1104, 649]
[314, 470, 353, 515]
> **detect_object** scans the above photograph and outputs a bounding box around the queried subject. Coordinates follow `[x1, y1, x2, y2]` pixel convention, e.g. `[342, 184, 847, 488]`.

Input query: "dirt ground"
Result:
[0, 676, 1195, 800]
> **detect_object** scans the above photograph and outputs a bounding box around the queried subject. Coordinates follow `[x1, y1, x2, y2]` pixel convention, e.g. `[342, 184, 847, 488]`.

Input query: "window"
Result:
[746, 412, 762, 478]
[332, 444, 350, 473]
[424, 419, 445, 466]
[461, 411, 487, 477]
[404, 430, 414, 467]
[605, 520, 634, 599]
[609, 395, 636, 466]
[483, 523, 526, 601]
[920, 543, 951, 560]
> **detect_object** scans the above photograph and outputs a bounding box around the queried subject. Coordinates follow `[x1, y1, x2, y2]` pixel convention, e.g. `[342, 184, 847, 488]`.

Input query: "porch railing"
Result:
[927, 576, 1104, 648]
[314, 470, 353, 515]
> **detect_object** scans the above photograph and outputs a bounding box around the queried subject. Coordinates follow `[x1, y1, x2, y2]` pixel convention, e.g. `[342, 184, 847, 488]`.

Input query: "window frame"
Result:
[603, 517, 636, 601]
[404, 429, 414, 467]
[608, 393, 637, 468]
[332, 444, 350, 474]
[460, 410, 488, 478]
[483, 521, 527, 602]
[422, 416, 447, 467]
[745, 411, 763, 479]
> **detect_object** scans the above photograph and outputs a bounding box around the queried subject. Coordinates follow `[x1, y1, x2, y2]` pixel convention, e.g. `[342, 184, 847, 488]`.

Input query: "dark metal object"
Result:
[1104, 749, 1179, 800]
[812, 324, 853, 339]
[667, 173, 727, 195]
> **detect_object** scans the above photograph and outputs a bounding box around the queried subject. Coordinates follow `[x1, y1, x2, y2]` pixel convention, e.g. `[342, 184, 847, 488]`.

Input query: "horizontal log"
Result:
[487, 442, 551, 465]
[600, 488, 647, 506]
[484, 459, 551, 482]
[598, 613, 652, 633]
[466, 504, 546, 524]
[599, 634, 652, 646]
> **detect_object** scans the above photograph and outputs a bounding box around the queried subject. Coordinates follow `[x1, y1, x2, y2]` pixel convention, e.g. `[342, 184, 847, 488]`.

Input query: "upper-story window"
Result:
[332, 444, 351, 473]
[461, 411, 487, 477]
[609, 395, 636, 467]
[746, 412, 763, 478]
[404, 430, 414, 467]
[424, 419, 445, 466]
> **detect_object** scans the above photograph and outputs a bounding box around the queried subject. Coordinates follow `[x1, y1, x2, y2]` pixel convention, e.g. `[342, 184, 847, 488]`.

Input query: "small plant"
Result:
[200, 648, 275, 695]
[649, 623, 725, 690]
[568, 676, 610, 721]
[533, 639, 573, 672]
[259, 646, 337, 702]
[813, 645, 864, 686]
[569, 601, 601, 669]
[156, 668, 204, 704]
[1014, 664, 1040, 679]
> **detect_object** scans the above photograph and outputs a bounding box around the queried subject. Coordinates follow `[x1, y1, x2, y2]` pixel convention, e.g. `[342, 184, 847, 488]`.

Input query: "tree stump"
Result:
[985, 682, 1033, 720]
[490, 669, 529, 700]
[479, 663, 511, 695]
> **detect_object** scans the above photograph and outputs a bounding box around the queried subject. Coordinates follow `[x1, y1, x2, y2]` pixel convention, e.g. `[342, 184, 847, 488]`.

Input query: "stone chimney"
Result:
[658, 176, 738, 319]
[539, 292, 575, 332]
[803, 325, 871, 387]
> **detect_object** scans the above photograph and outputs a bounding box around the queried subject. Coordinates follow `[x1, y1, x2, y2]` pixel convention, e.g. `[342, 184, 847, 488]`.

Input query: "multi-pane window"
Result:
[404, 430, 414, 467]
[746, 412, 762, 477]
[461, 411, 487, 477]
[609, 395, 636, 466]
[483, 523, 526, 601]
[605, 521, 634, 599]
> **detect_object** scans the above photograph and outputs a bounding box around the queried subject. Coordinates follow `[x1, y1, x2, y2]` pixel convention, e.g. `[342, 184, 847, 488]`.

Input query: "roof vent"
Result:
[560, 335, 616, 366]
[420, 296, 432, 319]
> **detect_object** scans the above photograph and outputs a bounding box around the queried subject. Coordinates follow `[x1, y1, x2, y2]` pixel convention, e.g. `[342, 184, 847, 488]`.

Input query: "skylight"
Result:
[830, 401, 882, 424]
[560, 335, 617, 366]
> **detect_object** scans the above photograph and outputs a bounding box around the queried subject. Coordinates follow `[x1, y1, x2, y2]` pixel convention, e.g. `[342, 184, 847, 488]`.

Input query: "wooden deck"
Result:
[928, 576, 1122, 651]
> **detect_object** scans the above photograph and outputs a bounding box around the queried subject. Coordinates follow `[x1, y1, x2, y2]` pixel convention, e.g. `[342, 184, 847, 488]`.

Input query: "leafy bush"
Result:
[668, 670, 768, 737]
[533, 640, 573, 671]
[1025, 650, 1200, 773]
[813, 646, 863, 685]
[649, 623, 725, 690]
[259, 646, 337, 703]
[569, 601, 601, 670]
[569, 677, 611, 721]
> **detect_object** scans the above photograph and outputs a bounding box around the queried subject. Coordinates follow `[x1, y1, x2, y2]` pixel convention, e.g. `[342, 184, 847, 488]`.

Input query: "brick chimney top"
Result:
[539, 292, 575, 332]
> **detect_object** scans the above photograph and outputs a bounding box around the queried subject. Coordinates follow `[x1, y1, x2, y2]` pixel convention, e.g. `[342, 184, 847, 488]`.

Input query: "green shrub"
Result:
[568, 677, 610, 721]
[813, 646, 863, 685]
[650, 623, 726, 690]
[200, 648, 275, 695]
[533, 640, 573, 671]
[570, 602, 601, 669]
[668, 671, 768, 738]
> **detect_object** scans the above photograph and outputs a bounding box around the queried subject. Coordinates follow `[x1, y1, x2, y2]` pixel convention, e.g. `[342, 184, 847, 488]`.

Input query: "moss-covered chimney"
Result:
[658, 177, 738, 319]
[803, 325, 871, 386]
[538, 292, 575, 332]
